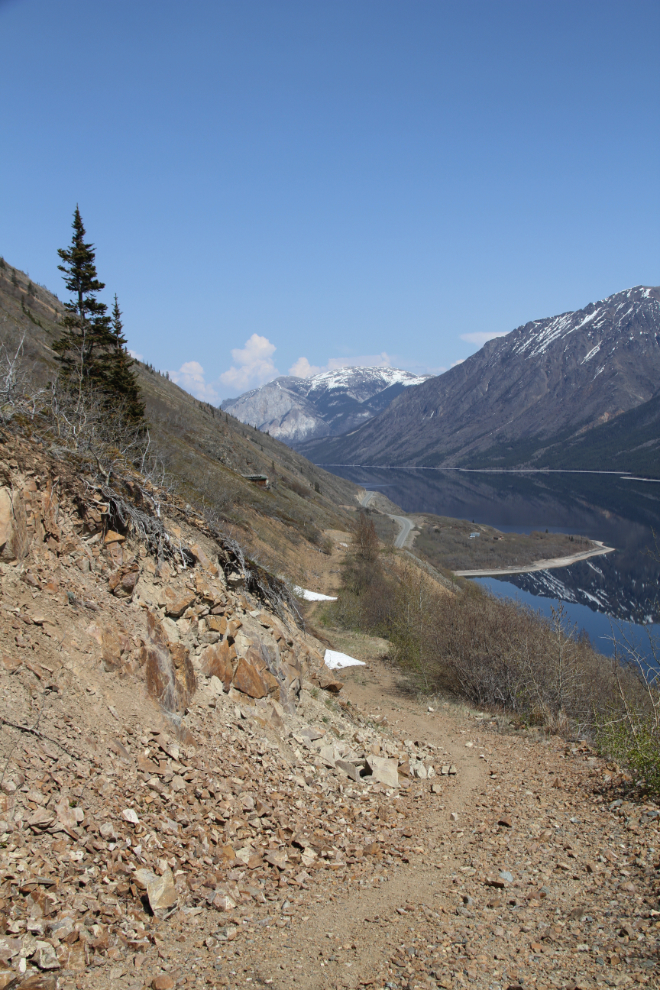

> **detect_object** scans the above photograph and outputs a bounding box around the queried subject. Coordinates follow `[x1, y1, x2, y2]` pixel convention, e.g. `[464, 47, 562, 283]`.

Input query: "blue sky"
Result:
[1, 0, 658, 401]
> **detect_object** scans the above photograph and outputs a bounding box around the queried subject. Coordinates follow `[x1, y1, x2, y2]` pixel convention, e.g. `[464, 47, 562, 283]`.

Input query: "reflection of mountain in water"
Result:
[498, 556, 659, 626]
[330, 466, 660, 625]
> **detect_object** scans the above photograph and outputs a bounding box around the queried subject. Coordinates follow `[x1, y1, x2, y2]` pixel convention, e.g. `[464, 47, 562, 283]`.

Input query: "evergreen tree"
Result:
[54, 206, 114, 394]
[106, 295, 145, 423]
[54, 208, 144, 425]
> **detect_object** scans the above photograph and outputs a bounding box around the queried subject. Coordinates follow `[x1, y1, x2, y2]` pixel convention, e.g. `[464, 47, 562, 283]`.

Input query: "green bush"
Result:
[597, 707, 660, 794]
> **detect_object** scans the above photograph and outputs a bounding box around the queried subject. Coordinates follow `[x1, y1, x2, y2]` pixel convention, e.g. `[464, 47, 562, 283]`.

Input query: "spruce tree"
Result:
[54, 208, 144, 425]
[106, 295, 145, 423]
[54, 206, 114, 394]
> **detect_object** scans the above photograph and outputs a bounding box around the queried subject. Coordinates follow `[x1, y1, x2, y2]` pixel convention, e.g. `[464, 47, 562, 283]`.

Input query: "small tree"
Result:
[354, 511, 379, 563]
[54, 206, 115, 400]
[103, 294, 145, 423]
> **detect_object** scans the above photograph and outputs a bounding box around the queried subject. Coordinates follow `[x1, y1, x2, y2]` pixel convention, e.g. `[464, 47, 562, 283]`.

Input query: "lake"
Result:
[328, 466, 660, 661]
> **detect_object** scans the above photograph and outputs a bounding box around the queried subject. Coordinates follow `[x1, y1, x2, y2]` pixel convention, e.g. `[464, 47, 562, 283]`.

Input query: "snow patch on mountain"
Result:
[221, 366, 430, 446]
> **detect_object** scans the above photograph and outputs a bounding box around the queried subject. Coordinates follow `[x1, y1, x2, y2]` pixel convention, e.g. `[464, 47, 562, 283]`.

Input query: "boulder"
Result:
[162, 586, 196, 618]
[104, 529, 125, 545]
[134, 867, 178, 917]
[143, 611, 197, 712]
[0, 487, 29, 562]
[318, 670, 343, 693]
[365, 756, 399, 789]
[200, 640, 236, 691]
[232, 657, 268, 699]
[206, 614, 228, 635]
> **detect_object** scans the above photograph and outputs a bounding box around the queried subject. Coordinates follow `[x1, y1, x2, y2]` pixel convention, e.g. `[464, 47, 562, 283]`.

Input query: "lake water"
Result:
[328, 466, 660, 661]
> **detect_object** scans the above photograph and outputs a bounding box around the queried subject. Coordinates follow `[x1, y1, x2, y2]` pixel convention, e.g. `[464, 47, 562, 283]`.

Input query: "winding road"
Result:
[361, 490, 414, 549]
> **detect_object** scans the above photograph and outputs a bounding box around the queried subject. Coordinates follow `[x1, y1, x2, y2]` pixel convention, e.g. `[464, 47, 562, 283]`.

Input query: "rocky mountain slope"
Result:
[300, 286, 660, 472]
[1, 431, 658, 990]
[221, 367, 428, 446]
[0, 261, 362, 584]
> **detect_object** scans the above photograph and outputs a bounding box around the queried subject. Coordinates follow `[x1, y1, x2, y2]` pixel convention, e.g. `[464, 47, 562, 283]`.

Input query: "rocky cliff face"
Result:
[221, 367, 429, 446]
[300, 285, 660, 469]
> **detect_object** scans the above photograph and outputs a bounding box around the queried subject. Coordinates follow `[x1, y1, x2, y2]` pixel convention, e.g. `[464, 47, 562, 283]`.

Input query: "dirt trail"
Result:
[244, 659, 659, 990]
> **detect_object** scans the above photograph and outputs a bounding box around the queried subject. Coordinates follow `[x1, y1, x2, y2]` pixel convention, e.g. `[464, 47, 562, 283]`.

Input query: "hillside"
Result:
[0, 260, 362, 586]
[221, 367, 429, 446]
[299, 286, 660, 474]
[1, 431, 658, 990]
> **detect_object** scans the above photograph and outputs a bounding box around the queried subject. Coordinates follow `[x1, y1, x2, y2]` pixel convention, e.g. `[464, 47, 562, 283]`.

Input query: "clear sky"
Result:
[1, 0, 658, 401]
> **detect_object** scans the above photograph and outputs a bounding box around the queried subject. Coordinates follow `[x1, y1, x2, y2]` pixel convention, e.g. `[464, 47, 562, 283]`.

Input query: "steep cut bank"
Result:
[300, 286, 660, 473]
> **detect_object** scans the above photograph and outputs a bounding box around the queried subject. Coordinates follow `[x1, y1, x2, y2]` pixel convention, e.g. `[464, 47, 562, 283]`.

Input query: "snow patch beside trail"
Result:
[294, 586, 337, 602]
[324, 650, 366, 670]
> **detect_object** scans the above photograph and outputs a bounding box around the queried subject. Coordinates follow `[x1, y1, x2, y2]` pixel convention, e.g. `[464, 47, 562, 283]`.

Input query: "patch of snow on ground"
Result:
[294, 586, 338, 602]
[324, 649, 366, 670]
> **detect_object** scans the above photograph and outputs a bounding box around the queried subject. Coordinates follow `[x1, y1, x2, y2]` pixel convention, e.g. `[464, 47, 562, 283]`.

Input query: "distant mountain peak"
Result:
[221, 365, 430, 446]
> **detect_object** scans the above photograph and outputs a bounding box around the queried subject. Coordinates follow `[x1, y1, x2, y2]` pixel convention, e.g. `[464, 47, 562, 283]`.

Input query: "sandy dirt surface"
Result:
[240, 658, 660, 990]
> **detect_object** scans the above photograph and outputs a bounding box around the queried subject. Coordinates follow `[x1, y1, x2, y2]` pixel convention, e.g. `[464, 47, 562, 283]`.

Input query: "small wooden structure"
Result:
[243, 474, 270, 490]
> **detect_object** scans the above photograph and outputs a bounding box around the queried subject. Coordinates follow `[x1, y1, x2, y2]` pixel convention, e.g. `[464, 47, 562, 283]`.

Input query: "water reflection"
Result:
[328, 466, 660, 639]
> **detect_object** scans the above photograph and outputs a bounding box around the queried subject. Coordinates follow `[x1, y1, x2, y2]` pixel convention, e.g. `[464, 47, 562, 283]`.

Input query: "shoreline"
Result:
[453, 540, 615, 578]
[324, 464, 660, 481]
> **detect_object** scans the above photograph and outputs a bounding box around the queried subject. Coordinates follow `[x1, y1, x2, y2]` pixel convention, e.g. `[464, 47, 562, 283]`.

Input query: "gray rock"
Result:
[33, 939, 61, 969]
[366, 755, 399, 788]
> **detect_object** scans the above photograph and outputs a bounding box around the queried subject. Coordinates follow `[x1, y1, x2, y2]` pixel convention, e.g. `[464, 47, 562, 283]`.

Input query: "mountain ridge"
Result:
[299, 285, 660, 474]
[221, 366, 429, 445]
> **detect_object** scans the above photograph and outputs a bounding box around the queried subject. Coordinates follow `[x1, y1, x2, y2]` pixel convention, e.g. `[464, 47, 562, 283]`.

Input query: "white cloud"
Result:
[219, 334, 279, 390]
[451, 359, 465, 367]
[460, 331, 509, 346]
[170, 360, 221, 403]
[289, 356, 321, 378]
[128, 349, 143, 361]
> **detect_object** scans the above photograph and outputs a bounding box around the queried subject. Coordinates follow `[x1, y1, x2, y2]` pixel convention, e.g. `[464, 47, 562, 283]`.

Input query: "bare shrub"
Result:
[353, 511, 379, 563]
[0, 326, 45, 424]
[42, 379, 148, 483]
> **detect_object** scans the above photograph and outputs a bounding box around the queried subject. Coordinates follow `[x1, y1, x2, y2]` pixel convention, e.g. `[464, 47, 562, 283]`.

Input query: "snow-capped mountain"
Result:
[300, 285, 660, 471]
[221, 367, 429, 446]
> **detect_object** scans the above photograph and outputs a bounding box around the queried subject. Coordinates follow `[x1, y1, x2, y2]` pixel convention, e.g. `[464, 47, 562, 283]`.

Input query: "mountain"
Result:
[220, 366, 429, 446]
[299, 286, 660, 474]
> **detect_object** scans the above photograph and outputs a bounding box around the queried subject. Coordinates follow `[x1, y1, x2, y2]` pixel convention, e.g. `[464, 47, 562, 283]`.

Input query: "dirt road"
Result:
[239, 658, 659, 990]
[361, 490, 414, 549]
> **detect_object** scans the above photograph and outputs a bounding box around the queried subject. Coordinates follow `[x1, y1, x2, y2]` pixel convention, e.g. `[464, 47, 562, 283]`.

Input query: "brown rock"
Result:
[232, 657, 268, 699]
[207, 614, 228, 635]
[152, 978, 175, 990]
[318, 670, 343, 693]
[104, 529, 125, 544]
[201, 640, 236, 691]
[110, 567, 139, 598]
[227, 618, 243, 638]
[86, 620, 131, 669]
[212, 893, 237, 912]
[162, 586, 196, 618]
[144, 611, 197, 711]
[42, 488, 60, 538]
[134, 867, 178, 917]
[264, 850, 288, 869]
[0, 488, 13, 553]
[0, 487, 29, 562]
